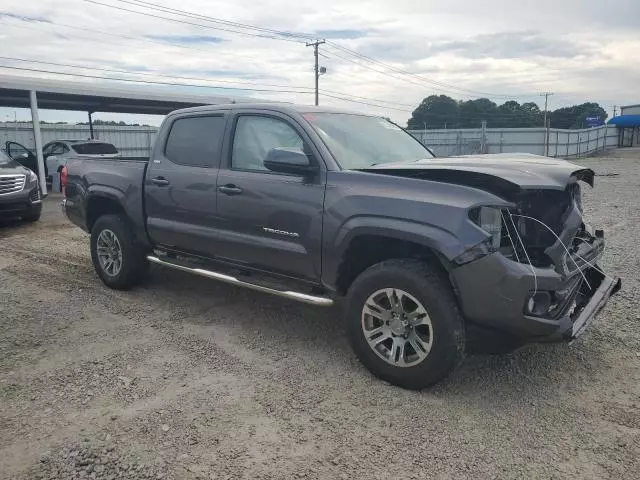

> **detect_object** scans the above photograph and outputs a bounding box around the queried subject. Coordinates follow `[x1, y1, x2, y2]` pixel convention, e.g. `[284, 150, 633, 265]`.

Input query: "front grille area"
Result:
[0, 174, 26, 195]
[29, 187, 41, 202]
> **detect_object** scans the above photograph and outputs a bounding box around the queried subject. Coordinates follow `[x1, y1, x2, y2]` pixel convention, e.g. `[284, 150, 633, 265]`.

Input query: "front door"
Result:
[215, 112, 326, 282]
[145, 113, 227, 257]
[5, 141, 38, 175]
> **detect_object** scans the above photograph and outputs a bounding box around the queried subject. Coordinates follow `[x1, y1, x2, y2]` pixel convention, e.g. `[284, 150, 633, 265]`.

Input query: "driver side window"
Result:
[231, 116, 304, 172]
[50, 143, 66, 156]
[7, 143, 31, 160]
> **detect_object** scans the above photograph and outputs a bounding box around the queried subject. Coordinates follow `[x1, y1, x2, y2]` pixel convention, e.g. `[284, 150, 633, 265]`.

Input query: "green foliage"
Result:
[407, 95, 607, 129]
[548, 103, 608, 129]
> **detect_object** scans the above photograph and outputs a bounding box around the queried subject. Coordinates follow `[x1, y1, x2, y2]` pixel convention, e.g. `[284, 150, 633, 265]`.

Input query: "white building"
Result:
[620, 104, 640, 116]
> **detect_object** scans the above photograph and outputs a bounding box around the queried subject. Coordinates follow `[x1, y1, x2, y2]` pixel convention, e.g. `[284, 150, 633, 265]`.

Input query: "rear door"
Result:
[214, 110, 326, 281]
[145, 112, 227, 257]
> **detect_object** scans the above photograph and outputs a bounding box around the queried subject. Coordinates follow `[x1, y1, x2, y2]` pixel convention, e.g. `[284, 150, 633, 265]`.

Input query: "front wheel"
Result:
[345, 259, 465, 389]
[90, 214, 148, 290]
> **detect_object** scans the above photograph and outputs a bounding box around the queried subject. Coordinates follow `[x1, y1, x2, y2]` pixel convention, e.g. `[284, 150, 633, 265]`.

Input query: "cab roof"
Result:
[168, 102, 375, 118]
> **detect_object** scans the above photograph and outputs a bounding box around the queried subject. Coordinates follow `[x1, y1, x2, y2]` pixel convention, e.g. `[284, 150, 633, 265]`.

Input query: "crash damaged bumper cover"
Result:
[451, 252, 621, 342]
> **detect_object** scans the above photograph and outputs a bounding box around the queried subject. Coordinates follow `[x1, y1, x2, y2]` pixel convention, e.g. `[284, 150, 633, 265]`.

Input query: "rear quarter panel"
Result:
[65, 157, 148, 243]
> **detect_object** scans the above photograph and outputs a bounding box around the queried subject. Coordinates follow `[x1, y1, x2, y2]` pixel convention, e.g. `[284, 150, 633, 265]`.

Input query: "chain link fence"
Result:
[0, 122, 158, 159]
[408, 125, 619, 158]
[1, 122, 621, 160]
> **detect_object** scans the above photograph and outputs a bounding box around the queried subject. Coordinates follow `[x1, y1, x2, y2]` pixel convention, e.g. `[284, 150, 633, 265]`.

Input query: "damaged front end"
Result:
[453, 170, 620, 342]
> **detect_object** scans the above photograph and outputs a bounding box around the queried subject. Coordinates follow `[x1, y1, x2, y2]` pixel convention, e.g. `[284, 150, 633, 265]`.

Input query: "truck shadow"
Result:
[140, 266, 605, 403]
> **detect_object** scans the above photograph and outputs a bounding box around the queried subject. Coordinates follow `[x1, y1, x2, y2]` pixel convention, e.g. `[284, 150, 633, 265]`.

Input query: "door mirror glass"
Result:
[264, 148, 316, 175]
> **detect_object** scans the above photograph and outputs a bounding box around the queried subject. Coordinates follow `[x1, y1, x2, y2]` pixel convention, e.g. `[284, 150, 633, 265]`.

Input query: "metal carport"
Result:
[607, 115, 640, 148]
[0, 74, 259, 195]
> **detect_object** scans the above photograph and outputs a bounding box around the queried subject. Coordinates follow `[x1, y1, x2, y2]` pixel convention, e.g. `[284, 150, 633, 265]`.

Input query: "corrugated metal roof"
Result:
[0, 74, 266, 114]
[607, 115, 640, 127]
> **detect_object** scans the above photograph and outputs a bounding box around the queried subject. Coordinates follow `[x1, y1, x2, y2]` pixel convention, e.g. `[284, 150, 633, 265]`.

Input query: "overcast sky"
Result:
[0, 0, 638, 125]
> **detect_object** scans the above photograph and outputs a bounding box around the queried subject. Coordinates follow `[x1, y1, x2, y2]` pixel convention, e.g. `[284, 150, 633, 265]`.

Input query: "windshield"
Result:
[303, 113, 433, 169]
[71, 143, 118, 155]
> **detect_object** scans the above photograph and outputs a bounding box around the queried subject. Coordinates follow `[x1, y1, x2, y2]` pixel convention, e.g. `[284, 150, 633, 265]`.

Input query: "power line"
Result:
[106, 0, 314, 41]
[324, 42, 540, 99]
[89, 0, 542, 102]
[84, 0, 308, 43]
[0, 64, 307, 94]
[0, 59, 421, 114]
[322, 47, 538, 104]
[0, 16, 278, 65]
[0, 56, 315, 92]
[319, 92, 413, 112]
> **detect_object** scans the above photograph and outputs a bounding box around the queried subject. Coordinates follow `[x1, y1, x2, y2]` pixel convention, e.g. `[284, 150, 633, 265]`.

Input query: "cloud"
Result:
[426, 31, 595, 59]
[147, 34, 224, 44]
[315, 29, 368, 39]
[0, 0, 637, 125]
[0, 11, 50, 23]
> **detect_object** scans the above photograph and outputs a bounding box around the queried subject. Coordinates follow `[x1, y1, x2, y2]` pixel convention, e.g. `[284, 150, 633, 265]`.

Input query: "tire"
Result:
[90, 214, 149, 290]
[22, 212, 41, 222]
[345, 259, 465, 389]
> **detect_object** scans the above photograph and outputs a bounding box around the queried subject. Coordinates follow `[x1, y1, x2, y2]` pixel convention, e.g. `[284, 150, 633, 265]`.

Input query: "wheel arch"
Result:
[86, 188, 127, 232]
[329, 219, 461, 295]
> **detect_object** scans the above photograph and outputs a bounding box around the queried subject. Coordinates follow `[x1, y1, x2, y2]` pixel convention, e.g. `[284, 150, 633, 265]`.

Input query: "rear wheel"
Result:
[90, 214, 148, 290]
[346, 259, 465, 389]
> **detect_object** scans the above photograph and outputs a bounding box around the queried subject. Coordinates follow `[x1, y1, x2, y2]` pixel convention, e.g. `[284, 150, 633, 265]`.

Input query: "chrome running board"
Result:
[146, 255, 334, 307]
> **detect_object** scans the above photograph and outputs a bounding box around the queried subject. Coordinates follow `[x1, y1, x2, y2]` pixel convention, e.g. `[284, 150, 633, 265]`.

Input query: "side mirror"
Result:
[264, 148, 318, 176]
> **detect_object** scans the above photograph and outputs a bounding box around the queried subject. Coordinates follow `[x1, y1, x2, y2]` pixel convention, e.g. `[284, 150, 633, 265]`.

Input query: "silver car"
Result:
[4, 140, 119, 180]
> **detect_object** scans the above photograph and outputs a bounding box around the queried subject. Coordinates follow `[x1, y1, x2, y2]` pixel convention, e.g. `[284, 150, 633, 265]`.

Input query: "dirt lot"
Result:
[1, 150, 639, 480]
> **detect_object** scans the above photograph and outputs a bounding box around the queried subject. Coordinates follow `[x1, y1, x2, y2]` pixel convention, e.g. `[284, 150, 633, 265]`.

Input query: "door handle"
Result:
[151, 177, 170, 186]
[218, 184, 243, 195]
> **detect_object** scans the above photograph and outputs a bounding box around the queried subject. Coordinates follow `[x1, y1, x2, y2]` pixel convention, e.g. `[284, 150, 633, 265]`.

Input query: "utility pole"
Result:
[612, 105, 617, 117]
[306, 39, 325, 106]
[540, 92, 554, 127]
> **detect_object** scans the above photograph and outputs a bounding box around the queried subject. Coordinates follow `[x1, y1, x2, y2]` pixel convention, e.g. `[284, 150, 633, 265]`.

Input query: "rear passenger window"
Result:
[164, 116, 225, 167]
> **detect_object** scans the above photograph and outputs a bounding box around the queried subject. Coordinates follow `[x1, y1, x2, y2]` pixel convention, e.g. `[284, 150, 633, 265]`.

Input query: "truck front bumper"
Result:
[451, 252, 621, 342]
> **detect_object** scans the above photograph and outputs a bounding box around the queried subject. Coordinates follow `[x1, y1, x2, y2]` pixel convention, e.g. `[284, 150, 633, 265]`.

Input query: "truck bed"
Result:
[63, 156, 149, 239]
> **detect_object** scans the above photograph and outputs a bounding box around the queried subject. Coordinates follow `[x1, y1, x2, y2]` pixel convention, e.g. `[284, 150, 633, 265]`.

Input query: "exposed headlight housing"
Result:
[454, 206, 504, 265]
[469, 206, 503, 249]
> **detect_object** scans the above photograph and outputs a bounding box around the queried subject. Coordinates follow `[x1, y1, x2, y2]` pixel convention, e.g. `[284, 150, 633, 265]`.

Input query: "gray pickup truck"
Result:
[62, 103, 620, 389]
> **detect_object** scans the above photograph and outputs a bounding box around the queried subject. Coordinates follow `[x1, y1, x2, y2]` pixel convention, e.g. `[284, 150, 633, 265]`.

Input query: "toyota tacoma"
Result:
[62, 103, 620, 389]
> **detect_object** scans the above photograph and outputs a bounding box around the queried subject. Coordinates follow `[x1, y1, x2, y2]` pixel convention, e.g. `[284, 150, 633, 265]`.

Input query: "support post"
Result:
[480, 120, 487, 154]
[29, 90, 47, 196]
[545, 118, 551, 156]
[88, 111, 94, 139]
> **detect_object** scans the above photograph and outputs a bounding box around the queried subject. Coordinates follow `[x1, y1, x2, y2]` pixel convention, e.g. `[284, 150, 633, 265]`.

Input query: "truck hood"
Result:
[361, 153, 594, 200]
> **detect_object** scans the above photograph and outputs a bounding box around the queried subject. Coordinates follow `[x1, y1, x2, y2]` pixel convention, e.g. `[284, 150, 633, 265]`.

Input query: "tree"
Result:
[407, 95, 459, 129]
[457, 98, 498, 128]
[407, 96, 605, 129]
[549, 103, 607, 129]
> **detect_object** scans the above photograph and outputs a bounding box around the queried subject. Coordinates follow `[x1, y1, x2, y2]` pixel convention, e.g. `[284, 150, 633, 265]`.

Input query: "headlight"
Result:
[28, 169, 38, 183]
[469, 206, 502, 249]
[455, 206, 504, 265]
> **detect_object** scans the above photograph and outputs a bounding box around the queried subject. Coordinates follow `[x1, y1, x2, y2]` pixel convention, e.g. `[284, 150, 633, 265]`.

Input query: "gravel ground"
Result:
[1, 149, 639, 480]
